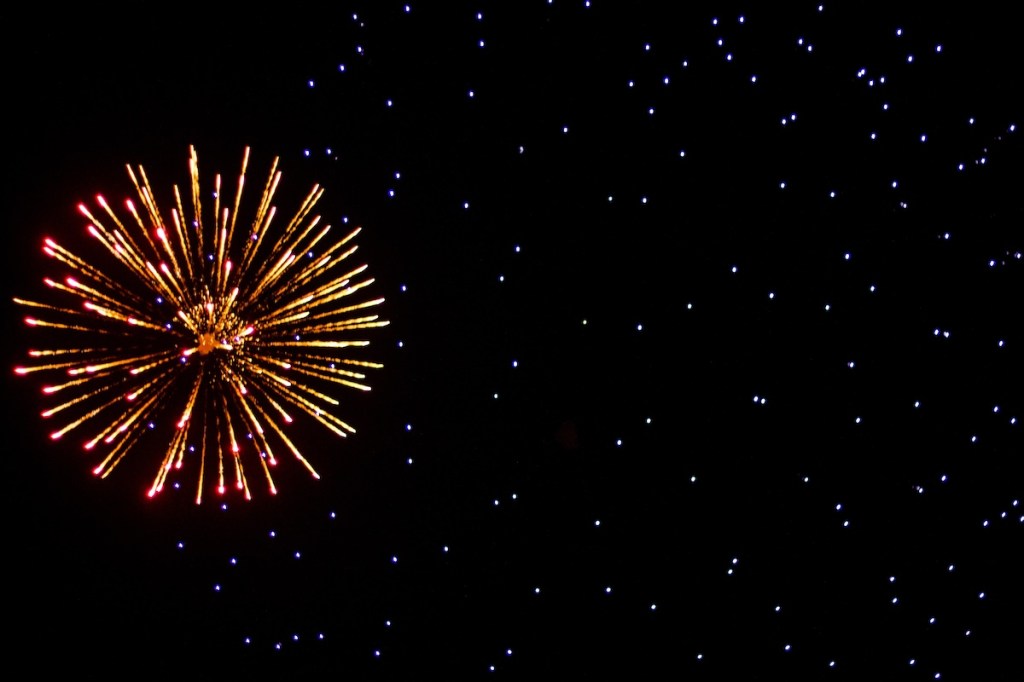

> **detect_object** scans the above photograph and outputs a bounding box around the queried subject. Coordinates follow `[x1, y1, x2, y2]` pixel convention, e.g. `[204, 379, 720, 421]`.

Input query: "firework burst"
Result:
[14, 146, 389, 503]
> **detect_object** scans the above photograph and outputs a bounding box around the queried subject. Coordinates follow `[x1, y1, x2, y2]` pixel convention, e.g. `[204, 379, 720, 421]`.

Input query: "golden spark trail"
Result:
[14, 146, 389, 503]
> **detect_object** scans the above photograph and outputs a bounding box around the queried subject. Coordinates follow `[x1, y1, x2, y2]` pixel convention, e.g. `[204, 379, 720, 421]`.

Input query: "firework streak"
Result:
[14, 146, 389, 503]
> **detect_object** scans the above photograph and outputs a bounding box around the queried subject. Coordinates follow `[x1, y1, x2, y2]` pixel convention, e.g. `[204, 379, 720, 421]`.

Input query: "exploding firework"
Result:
[14, 146, 389, 503]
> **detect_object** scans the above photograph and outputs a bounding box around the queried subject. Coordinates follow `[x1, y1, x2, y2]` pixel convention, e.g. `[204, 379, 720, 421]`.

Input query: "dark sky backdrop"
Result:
[3, 3, 1022, 679]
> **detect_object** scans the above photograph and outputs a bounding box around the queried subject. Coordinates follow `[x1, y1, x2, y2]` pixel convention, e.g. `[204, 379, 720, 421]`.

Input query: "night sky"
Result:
[3, 3, 1022, 679]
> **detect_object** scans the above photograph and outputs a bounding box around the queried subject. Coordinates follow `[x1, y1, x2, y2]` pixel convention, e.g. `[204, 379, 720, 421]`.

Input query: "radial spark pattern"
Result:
[14, 146, 389, 503]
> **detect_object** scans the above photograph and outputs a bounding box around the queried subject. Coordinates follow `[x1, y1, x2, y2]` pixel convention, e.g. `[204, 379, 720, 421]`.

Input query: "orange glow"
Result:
[14, 146, 389, 502]
[197, 333, 219, 355]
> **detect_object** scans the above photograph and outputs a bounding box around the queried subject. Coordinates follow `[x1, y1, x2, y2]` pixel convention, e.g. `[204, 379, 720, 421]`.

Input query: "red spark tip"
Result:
[50, 432, 62, 440]
[14, 367, 28, 375]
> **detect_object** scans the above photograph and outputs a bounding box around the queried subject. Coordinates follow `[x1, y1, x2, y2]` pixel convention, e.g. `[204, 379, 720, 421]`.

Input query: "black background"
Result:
[3, 3, 1022, 679]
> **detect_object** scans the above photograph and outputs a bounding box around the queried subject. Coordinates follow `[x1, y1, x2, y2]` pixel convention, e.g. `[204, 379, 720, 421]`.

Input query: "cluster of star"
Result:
[24, 3, 1016, 679]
